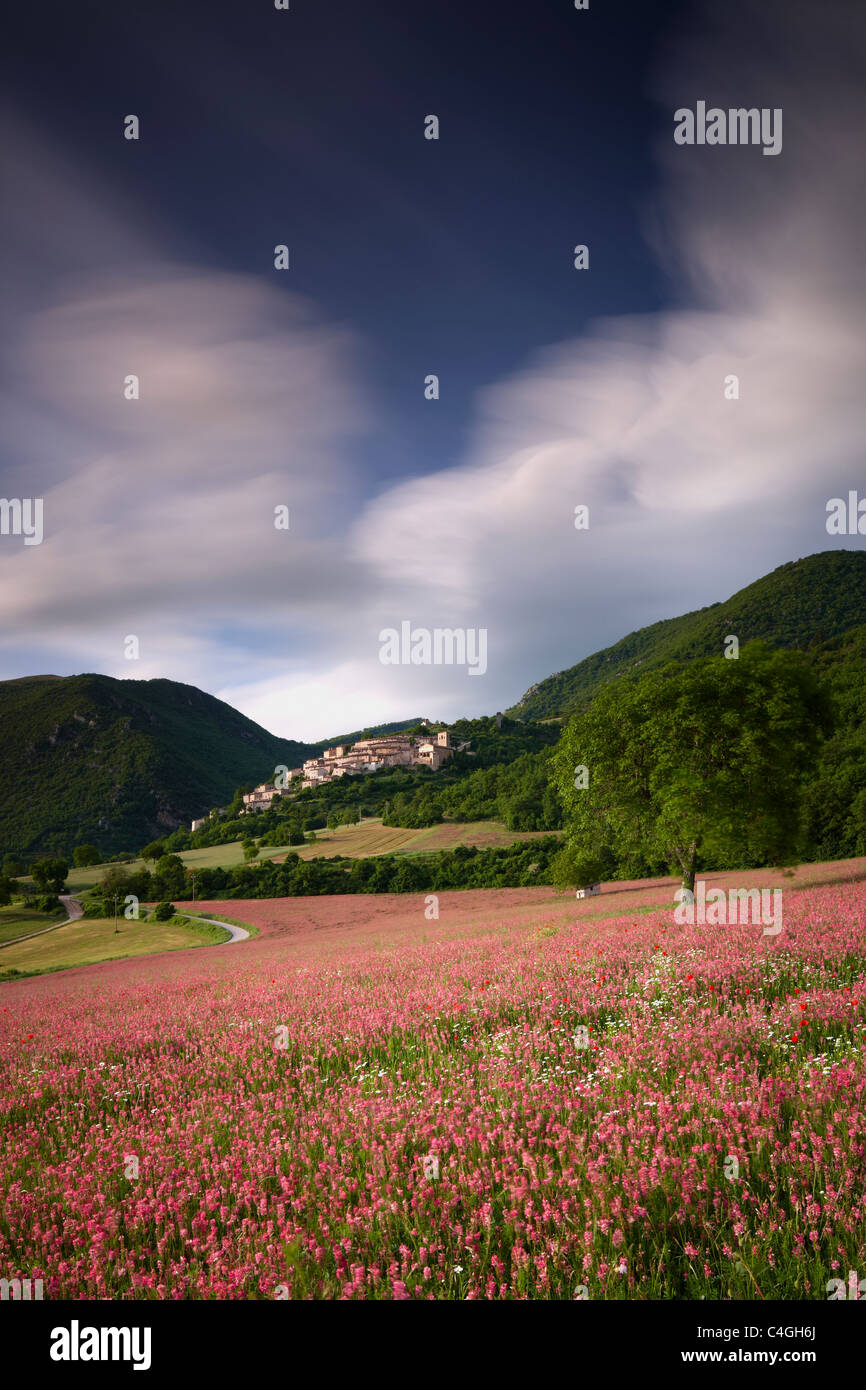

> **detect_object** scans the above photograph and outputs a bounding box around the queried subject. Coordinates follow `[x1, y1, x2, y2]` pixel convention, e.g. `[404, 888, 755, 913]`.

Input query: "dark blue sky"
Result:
[5, 0, 688, 486]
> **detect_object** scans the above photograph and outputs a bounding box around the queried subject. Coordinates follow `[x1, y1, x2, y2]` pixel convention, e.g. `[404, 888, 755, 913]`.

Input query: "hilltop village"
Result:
[233, 726, 470, 817]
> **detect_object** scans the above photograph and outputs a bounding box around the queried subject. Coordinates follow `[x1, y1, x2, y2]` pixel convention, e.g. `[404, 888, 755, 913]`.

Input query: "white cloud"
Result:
[2, 0, 865, 742]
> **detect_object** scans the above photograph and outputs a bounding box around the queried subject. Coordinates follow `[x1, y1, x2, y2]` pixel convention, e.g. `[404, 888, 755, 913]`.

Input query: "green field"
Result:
[0, 914, 232, 982]
[0, 905, 66, 945]
[64, 840, 293, 892]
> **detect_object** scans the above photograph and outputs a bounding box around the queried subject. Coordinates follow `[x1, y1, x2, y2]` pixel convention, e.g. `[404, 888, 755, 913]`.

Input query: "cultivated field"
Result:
[63, 818, 558, 890]
[292, 817, 557, 860]
[0, 860, 863, 1299]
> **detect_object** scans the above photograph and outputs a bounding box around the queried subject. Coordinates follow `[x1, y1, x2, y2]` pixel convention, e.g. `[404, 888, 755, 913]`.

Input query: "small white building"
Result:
[575, 882, 602, 900]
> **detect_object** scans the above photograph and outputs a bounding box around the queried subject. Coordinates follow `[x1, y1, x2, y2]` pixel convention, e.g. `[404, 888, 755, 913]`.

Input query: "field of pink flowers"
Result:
[1, 875, 864, 1300]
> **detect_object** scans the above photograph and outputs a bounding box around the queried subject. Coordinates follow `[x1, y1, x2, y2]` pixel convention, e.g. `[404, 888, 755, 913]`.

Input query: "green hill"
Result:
[507, 551, 866, 720]
[5, 549, 866, 862]
[0, 674, 320, 857]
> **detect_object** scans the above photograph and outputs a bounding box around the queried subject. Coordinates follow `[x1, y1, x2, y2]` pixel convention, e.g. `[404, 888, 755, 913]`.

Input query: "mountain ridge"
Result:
[0, 673, 321, 856]
[506, 550, 866, 720]
[4, 549, 866, 857]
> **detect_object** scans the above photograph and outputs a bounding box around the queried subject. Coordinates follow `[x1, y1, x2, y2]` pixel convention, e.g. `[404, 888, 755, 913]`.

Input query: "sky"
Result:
[1, 0, 864, 740]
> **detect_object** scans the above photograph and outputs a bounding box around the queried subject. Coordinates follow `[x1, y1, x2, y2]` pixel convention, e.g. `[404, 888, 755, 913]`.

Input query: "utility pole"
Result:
[113, 893, 119, 935]
[191, 872, 196, 905]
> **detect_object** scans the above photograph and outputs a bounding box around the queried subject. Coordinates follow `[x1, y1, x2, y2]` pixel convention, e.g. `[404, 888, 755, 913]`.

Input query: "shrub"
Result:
[152, 901, 175, 922]
[80, 896, 109, 918]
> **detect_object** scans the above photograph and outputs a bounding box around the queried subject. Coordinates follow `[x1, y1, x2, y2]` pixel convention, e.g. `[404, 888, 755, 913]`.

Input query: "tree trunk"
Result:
[677, 842, 697, 893]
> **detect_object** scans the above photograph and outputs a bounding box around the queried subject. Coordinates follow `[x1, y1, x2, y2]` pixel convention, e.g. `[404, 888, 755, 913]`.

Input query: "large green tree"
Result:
[140, 840, 167, 863]
[153, 854, 187, 898]
[31, 858, 69, 893]
[552, 643, 830, 891]
[73, 844, 101, 867]
[99, 866, 132, 898]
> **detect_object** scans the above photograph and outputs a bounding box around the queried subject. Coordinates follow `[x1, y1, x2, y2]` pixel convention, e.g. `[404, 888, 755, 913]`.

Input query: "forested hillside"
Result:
[0, 675, 319, 856]
[508, 551, 866, 720]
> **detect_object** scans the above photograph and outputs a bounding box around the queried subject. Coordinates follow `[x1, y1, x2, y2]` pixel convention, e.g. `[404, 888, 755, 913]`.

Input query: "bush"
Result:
[80, 896, 109, 918]
[152, 901, 175, 922]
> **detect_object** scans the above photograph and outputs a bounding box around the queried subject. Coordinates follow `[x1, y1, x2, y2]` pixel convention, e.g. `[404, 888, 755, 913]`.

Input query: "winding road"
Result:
[0, 893, 85, 948]
[186, 912, 250, 943]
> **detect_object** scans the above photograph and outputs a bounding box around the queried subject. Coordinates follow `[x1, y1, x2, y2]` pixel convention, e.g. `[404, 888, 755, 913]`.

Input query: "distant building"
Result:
[241, 782, 297, 813]
[416, 741, 450, 770]
[191, 817, 207, 832]
[297, 729, 461, 788]
[221, 729, 468, 805]
[575, 883, 601, 899]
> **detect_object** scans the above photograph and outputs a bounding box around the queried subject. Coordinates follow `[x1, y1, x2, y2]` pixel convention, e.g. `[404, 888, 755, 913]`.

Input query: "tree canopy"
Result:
[72, 844, 101, 867]
[552, 643, 830, 889]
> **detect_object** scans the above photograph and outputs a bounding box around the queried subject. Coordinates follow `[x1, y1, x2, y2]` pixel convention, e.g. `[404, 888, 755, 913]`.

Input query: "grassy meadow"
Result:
[0, 905, 66, 945]
[0, 913, 232, 981]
